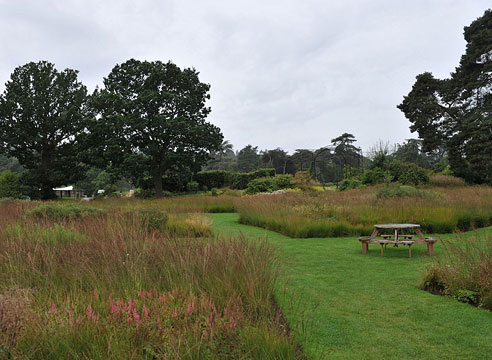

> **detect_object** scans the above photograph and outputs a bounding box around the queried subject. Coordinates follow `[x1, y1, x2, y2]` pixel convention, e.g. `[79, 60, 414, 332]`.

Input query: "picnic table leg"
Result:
[427, 242, 434, 256]
[380, 243, 384, 257]
[415, 228, 425, 241]
[362, 242, 368, 254]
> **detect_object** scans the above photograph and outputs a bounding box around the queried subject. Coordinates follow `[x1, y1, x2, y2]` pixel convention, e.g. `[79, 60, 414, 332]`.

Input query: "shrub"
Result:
[274, 174, 294, 189]
[361, 167, 392, 185]
[244, 175, 294, 195]
[245, 177, 277, 195]
[27, 204, 104, 220]
[386, 161, 429, 185]
[0, 170, 21, 198]
[194, 170, 233, 190]
[186, 181, 199, 193]
[232, 169, 276, 189]
[338, 179, 362, 191]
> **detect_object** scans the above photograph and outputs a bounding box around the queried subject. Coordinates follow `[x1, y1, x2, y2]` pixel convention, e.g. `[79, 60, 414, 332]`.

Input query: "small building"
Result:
[53, 186, 85, 199]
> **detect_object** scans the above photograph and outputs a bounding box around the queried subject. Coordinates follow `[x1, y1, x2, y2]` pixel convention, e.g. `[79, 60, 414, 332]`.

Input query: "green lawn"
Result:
[211, 213, 492, 360]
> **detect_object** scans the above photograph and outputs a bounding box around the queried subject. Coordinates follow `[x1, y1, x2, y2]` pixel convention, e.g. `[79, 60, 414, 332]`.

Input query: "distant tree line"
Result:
[202, 134, 447, 185]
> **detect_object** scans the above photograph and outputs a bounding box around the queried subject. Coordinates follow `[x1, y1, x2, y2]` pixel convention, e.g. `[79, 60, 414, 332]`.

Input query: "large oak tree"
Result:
[0, 61, 88, 199]
[87, 59, 223, 197]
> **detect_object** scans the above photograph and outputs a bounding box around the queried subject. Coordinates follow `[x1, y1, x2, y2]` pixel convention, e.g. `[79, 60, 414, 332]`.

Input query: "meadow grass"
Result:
[235, 184, 492, 238]
[212, 213, 492, 359]
[0, 201, 301, 359]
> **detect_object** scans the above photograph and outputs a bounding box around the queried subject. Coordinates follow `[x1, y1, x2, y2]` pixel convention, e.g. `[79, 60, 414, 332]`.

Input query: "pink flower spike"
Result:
[133, 308, 140, 321]
[87, 304, 94, 318]
[93, 289, 98, 301]
[49, 302, 57, 314]
[172, 308, 178, 319]
[229, 316, 236, 329]
[142, 305, 149, 319]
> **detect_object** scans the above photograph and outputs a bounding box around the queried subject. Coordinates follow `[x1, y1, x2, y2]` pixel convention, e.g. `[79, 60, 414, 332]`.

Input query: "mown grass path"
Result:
[211, 213, 492, 360]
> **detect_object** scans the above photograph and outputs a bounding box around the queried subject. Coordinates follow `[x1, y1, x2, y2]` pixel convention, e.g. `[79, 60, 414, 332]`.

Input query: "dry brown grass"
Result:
[0, 287, 32, 349]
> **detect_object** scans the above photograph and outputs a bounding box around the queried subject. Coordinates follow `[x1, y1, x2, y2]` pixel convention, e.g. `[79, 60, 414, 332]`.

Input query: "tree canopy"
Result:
[0, 61, 88, 199]
[398, 10, 492, 184]
[85, 59, 223, 197]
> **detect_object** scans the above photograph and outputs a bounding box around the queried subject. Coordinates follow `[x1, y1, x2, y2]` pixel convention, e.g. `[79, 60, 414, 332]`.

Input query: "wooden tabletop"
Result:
[374, 224, 421, 229]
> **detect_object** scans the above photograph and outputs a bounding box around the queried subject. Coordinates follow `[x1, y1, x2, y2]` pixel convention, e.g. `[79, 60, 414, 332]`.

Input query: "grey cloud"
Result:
[0, 0, 489, 152]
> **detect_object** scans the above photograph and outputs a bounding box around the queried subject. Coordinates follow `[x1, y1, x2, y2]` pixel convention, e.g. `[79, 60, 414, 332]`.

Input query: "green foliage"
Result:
[86, 59, 223, 197]
[232, 168, 276, 190]
[398, 10, 492, 184]
[237, 145, 260, 173]
[386, 161, 429, 185]
[0, 61, 88, 200]
[361, 167, 392, 185]
[0, 170, 21, 198]
[135, 208, 169, 232]
[186, 181, 199, 193]
[27, 204, 105, 220]
[244, 175, 294, 195]
[338, 178, 362, 191]
[261, 148, 296, 175]
[194, 170, 233, 190]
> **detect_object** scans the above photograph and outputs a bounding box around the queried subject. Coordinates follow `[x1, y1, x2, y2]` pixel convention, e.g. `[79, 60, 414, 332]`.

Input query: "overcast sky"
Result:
[0, 1, 489, 154]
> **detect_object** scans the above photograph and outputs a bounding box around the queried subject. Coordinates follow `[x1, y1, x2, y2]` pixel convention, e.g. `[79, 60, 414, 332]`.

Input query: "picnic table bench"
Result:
[358, 224, 437, 258]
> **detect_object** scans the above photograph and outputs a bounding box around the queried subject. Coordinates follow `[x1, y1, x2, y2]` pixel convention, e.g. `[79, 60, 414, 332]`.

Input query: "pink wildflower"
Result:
[128, 297, 134, 311]
[172, 308, 178, 319]
[93, 289, 98, 301]
[142, 305, 150, 319]
[229, 316, 236, 330]
[186, 303, 193, 315]
[133, 308, 140, 321]
[49, 302, 57, 314]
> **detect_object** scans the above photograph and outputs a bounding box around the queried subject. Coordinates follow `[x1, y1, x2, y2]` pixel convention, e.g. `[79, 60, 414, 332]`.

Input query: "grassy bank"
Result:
[212, 213, 492, 359]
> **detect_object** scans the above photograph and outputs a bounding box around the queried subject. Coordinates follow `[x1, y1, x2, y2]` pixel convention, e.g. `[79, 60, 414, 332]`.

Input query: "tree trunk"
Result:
[152, 163, 163, 198]
[40, 150, 56, 200]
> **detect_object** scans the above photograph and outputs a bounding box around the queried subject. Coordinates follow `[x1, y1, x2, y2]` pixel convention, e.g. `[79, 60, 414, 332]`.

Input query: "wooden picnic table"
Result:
[358, 224, 437, 258]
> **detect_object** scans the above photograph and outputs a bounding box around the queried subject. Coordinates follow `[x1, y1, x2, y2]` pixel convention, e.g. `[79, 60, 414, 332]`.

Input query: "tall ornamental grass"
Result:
[0, 201, 301, 359]
[421, 233, 492, 310]
[235, 185, 492, 238]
